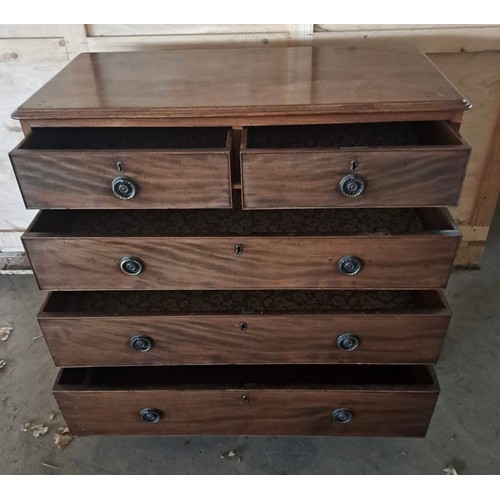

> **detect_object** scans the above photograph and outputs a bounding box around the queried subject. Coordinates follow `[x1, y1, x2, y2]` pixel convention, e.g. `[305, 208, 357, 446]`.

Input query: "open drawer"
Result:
[10, 127, 232, 209]
[54, 364, 439, 436]
[23, 204, 461, 290]
[240, 121, 470, 209]
[39, 289, 450, 366]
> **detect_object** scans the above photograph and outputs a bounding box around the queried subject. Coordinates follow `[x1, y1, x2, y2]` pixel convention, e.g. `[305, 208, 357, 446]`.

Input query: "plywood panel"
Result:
[313, 26, 500, 53]
[0, 38, 68, 251]
[87, 33, 291, 52]
[454, 241, 485, 268]
[87, 25, 289, 37]
[315, 24, 495, 32]
[429, 53, 500, 228]
[0, 232, 24, 253]
[471, 111, 500, 226]
[0, 25, 67, 38]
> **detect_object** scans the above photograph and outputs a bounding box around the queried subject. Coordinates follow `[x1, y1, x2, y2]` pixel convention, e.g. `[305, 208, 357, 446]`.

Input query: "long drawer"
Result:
[10, 127, 232, 209]
[53, 365, 439, 436]
[23, 205, 460, 290]
[241, 121, 470, 209]
[39, 290, 450, 366]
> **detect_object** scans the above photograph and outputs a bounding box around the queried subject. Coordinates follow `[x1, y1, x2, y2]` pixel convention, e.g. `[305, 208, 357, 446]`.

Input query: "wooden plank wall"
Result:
[1, 24, 499, 266]
[0, 36, 69, 252]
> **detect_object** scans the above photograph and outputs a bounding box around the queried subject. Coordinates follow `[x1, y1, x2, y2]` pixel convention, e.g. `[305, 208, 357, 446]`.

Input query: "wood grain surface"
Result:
[86, 25, 290, 37]
[12, 45, 467, 121]
[23, 206, 460, 291]
[10, 128, 232, 209]
[23, 233, 460, 291]
[38, 291, 450, 366]
[242, 150, 469, 208]
[53, 365, 439, 436]
[24, 110, 464, 128]
[241, 122, 470, 208]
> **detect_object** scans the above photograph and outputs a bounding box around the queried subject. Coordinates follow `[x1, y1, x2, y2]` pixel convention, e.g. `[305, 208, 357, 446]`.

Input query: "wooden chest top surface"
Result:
[13, 44, 466, 121]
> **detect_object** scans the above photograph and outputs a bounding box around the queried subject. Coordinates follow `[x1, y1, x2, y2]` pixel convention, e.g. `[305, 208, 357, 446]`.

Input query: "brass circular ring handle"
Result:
[120, 256, 144, 276]
[337, 256, 362, 276]
[336, 333, 359, 351]
[139, 408, 162, 423]
[129, 335, 153, 352]
[339, 174, 366, 197]
[112, 176, 137, 200]
[331, 408, 353, 424]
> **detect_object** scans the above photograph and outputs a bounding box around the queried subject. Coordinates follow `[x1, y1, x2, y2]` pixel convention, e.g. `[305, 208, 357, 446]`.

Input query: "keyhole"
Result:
[241, 395, 250, 404]
[350, 160, 359, 171]
[234, 244, 244, 255]
[116, 161, 124, 173]
[239, 322, 248, 331]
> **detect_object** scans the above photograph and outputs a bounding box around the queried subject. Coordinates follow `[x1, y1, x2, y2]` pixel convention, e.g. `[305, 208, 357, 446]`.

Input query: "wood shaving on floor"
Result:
[221, 447, 243, 461]
[0, 324, 13, 341]
[41, 462, 59, 469]
[443, 465, 458, 475]
[19, 422, 49, 437]
[54, 426, 74, 449]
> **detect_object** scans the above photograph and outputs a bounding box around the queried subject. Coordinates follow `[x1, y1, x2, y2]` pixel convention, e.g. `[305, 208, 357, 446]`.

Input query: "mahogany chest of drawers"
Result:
[10, 44, 471, 437]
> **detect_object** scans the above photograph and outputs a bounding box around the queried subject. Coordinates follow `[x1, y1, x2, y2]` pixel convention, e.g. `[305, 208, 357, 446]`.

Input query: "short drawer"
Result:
[10, 127, 232, 209]
[241, 121, 470, 208]
[54, 365, 439, 436]
[23, 205, 460, 290]
[39, 290, 450, 366]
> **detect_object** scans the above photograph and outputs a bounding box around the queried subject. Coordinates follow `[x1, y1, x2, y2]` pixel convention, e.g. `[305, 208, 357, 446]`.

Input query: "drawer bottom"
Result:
[54, 365, 439, 437]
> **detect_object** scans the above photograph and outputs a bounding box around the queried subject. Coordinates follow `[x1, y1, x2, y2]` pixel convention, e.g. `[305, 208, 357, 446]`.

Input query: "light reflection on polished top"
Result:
[13, 44, 466, 120]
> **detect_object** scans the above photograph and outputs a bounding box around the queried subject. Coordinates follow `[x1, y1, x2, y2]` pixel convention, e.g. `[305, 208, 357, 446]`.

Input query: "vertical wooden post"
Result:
[289, 25, 314, 46]
[62, 25, 89, 60]
[471, 112, 500, 226]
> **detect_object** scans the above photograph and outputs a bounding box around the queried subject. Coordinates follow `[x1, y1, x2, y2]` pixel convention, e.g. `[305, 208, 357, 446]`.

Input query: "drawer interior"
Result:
[18, 127, 230, 150]
[42, 289, 448, 316]
[244, 121, 464, 149]
[55, 364, 437, 390]
[27, 205, 457, 237]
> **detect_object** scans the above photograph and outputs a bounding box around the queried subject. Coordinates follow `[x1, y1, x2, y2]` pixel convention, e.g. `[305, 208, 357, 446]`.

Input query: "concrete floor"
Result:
[1, 207, 499, 475]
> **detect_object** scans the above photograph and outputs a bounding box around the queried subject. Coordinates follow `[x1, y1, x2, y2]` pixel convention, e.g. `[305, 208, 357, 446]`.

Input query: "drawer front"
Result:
[24, 235, 460, 290]
[55, 389, 438, 437]
[39, 289, 451, 366]
[54, 366, 439, 437]
[40, 314, 450, 366]
[241, 150, 469, 209]
[11, 152, 231, 209]
[10, 131, 232, 209]
[240, 121, 470, 209]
